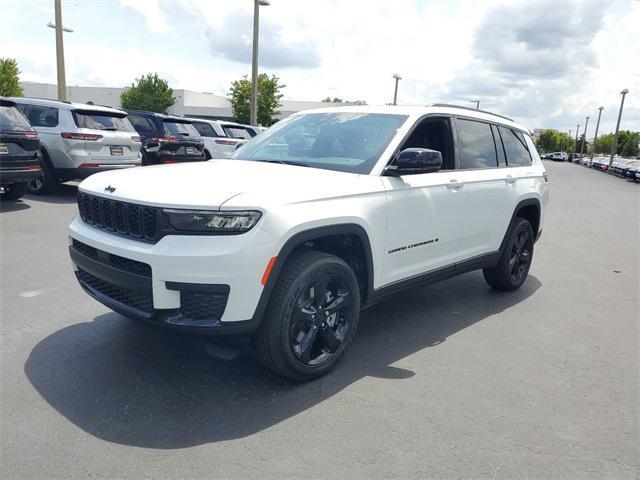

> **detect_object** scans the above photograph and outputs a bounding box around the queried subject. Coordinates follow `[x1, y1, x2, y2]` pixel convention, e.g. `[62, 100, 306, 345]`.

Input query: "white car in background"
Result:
[185, 118, 242, 159]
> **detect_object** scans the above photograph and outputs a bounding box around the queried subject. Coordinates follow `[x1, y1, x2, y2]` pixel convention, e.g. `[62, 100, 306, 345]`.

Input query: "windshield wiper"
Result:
[260, 159, 310, 167]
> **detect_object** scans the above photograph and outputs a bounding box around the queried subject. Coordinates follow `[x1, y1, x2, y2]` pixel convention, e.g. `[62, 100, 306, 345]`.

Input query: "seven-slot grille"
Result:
[77, 192, 159, 241]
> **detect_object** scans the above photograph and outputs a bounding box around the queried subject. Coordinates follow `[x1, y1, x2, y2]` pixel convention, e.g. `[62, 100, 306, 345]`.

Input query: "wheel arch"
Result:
[499, 198, 541, 253]
[250, 223, 375, 325]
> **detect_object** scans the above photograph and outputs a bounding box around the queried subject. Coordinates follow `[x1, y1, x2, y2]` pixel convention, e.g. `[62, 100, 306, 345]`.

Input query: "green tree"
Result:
[536, 129, 560, 152]
[594, 133, 613, 154]
[0, 58, 24, 97]
[120, 73, 174, 112]
[620, 131, 639, 157]
[228, 74, 285, 126]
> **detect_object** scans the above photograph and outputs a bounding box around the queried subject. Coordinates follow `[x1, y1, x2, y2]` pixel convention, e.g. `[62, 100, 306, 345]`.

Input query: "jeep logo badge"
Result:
[104, 185, 116, 193]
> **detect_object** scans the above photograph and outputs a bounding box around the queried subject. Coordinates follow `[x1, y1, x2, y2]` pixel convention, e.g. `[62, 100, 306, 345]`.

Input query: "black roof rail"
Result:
[429, 103, 514, 122]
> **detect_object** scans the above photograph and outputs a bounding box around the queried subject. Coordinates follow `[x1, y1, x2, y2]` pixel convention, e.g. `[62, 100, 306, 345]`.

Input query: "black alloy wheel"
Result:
[508, 228, 532, 285]
[483, 217, 534, 291]
[289, 273, 353, 366]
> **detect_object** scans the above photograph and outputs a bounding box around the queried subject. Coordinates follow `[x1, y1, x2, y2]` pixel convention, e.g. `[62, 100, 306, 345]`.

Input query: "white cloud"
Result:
[119, 0, 170, 34]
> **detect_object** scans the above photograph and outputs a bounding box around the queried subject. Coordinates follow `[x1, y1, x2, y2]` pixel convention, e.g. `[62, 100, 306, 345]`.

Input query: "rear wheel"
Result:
[483, 217, 534, 291]
[0, 182, 29, 200]
[28, 153, 57, 195]
[254, 250, 360, 381]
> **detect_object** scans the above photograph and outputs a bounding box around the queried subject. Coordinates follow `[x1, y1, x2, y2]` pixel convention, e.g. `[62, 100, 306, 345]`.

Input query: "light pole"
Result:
[561, 129, 571, 154]
[392, 74, 402, 105]
[48, 0, 73, 101]
[573, 124, 580, 160]
[609, 89, 629, 166]
[470, 99, 479, 110]
[579, 116, 589, 157]
[250, 0, 270, 126]
[591, 106, 604, 161]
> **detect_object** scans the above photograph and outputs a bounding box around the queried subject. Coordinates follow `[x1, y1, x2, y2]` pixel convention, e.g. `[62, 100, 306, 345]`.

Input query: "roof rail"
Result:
[429, 103, 514, 122]
[18, 96, 73, 104]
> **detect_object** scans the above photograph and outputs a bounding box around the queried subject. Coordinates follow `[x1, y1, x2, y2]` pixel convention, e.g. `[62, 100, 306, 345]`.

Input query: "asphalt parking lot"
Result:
[1, 161, 638, 479]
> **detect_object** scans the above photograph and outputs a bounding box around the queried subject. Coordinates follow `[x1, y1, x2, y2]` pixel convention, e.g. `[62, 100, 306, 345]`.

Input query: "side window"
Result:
[398, 117, 454, 170]
[20, 105, 59, 127]
[491, 124, 507, 167]
[499, 126, 532, 166]
[193, 122, 219, 137]
[457, 119, 497, 169]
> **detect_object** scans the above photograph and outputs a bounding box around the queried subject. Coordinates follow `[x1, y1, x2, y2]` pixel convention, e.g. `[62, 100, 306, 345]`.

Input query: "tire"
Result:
[28, 152, 57, 195]
[483, 217, 534, 291]
[204, 150, 212, 160]
[254, 250, 361, 381]
[0, 182, 29, 201]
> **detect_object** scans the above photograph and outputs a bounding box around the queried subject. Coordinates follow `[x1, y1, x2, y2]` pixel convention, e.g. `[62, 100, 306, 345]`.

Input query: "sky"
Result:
[1, 0, 638, 135]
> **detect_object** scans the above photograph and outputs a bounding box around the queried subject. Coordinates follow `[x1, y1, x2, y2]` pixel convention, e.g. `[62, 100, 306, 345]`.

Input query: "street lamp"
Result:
[250, 0, 270, 126]
[579, 116, 590, 157]
[392, 74, 402, 105]
[47, 0, 73, 101]
[609, 89, 629, 166]
[470, 99, 480, 110]
[591, 106, 604, 161]
[573, 124, 580, 160]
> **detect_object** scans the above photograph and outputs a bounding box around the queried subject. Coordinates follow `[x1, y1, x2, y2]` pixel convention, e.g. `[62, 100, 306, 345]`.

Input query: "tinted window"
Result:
[499, 126, 532, 166]
[233, 112, 408, 174]
[74, 110, 134, 132]
[129, 114, 157, 136]
[223, 126, 253, 139]
[163, 121, 200, 137]
[491, 124, 507, 167]
[0, 105, 31, 129]
[458, 119, 497, 169]
[192, 121, 219, 137]
[17, 104, 59, 127]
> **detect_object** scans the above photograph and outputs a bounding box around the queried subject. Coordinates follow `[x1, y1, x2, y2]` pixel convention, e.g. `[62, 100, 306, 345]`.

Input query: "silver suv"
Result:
[10, 98, 141, 194]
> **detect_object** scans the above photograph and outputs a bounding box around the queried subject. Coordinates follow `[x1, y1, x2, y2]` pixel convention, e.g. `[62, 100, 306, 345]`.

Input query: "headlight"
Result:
[163, 209, 262, 233]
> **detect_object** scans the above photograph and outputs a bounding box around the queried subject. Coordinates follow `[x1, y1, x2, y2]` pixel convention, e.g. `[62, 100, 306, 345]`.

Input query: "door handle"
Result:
[505, 175, 516, 184]
[447, 179, 464, 189]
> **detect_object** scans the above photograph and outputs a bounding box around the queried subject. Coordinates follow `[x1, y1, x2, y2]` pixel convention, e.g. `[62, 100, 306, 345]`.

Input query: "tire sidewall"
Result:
[505, 218, 534, 288]
[276, 257, 360, 378]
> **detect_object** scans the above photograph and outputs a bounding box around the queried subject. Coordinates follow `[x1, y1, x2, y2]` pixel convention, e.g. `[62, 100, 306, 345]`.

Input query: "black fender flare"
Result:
[498, 198, 541, 253]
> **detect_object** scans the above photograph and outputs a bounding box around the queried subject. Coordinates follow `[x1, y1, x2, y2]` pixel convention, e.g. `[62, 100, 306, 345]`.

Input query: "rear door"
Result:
[73, 110, 141, 164]
[454, 119, 526, 258]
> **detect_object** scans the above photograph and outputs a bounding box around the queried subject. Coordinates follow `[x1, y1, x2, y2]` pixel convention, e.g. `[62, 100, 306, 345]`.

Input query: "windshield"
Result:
[232, 112, 408, 174]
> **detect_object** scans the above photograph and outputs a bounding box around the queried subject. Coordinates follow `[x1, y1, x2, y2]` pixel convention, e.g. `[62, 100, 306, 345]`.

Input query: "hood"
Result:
[79, 159, 384, 210]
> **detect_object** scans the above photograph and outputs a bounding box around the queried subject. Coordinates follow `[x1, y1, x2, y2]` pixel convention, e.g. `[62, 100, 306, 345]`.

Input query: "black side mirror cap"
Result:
[385, 148, 443, 176]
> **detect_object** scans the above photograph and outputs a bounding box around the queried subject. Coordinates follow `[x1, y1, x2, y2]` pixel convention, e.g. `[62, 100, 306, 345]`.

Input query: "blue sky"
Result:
[2, 0, 639, 135]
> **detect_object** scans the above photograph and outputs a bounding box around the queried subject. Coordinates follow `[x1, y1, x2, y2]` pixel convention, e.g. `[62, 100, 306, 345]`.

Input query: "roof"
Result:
[9, 96, 127, 115]
[296, 104, 530, 134]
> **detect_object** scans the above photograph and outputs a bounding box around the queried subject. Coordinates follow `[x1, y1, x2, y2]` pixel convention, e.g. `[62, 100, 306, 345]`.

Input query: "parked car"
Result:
[551, 152, 568, 161]
[184, 117, 243, 159]
[68, 104, 549, 381]
[611, 159, 639, 178]
[626, 164, 640, 182]
[591, 157, 610, 171]
[10, 98, 141, 194]
[124, 110, 205, 165]
[0, 97, 41, 200]
[218, 121, 261, 139]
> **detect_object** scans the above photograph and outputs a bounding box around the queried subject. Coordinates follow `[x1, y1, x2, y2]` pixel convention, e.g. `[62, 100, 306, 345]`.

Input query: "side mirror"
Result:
[385, 148, 443, 176]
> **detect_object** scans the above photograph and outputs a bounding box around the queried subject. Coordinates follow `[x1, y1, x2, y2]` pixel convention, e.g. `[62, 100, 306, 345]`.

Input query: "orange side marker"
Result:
[261, 256, 277, 286]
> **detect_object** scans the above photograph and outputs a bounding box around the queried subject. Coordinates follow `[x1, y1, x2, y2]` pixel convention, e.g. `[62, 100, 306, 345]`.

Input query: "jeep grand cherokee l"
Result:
[0, 97, 41, 200]
[11, 98, 142, 195]
[68, 105, 549, 381]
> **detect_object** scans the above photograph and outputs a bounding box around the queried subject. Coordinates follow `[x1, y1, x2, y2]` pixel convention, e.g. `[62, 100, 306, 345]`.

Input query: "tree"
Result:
[536, 129, 559, 152]
[322, 97, 344, 103]
[594, 133, 613, 154]
[120, 73, 174, 112]
[228, 74, 285, 126]
[620, 131, 639, 157]
[0, 58, 24, 97]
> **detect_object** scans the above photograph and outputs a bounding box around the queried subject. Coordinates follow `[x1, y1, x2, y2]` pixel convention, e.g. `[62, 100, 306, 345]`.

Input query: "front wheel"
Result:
[483, 217, 534, 291]
[0, 182, 29, 200]
[254, 250, 360, 381]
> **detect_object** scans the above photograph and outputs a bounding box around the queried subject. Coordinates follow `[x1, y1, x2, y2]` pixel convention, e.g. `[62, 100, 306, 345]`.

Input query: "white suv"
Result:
[11, 98, 141, 194]
[68, 105, 549, 381]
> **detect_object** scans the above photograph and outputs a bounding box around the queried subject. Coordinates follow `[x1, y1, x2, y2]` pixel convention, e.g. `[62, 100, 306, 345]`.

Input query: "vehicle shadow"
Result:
[24, 271, 541, 449]
[0, 199, 31, 212]
[25, 183, 78, 205]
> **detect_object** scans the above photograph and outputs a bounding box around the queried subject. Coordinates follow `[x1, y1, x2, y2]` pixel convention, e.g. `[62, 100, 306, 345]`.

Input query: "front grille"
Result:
[179, 291, 228, 320]
[78, 192, 160, 242]
[72, 239, 151, 277]
[77, 268, 154, 314]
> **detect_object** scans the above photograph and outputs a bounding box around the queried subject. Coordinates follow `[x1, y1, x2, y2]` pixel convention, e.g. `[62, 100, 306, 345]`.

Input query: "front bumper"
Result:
[68, 214, 278, 335]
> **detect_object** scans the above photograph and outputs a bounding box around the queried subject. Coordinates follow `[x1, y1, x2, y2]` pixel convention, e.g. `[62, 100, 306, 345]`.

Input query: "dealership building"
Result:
[19, 82, 352, 123]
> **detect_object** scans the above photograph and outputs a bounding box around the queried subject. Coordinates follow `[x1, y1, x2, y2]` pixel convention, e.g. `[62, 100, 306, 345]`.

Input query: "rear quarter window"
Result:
[223, 126, 253, 139]
[499, 126, 532, 166]
[163, 121, 200, 137]
[0, 105, 32, 129]
[16, 104, 59, 127]
[192, 122, 220, 137]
